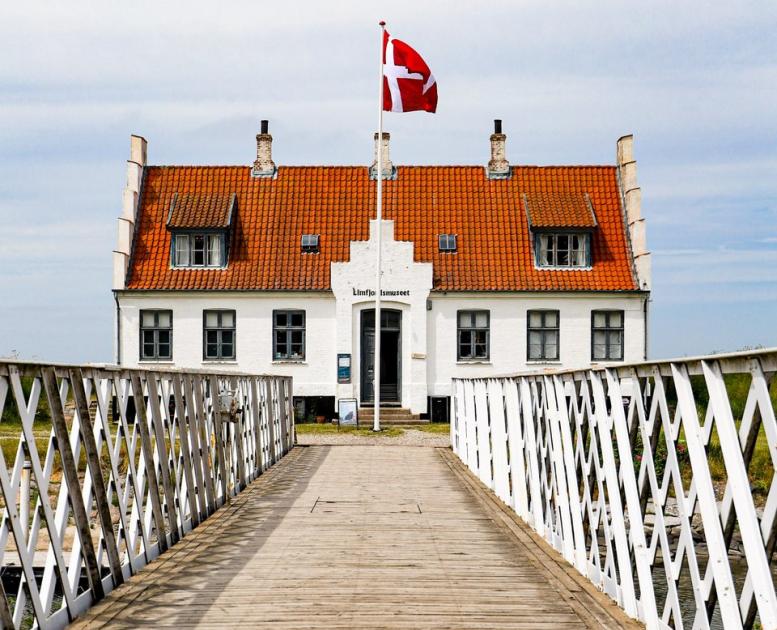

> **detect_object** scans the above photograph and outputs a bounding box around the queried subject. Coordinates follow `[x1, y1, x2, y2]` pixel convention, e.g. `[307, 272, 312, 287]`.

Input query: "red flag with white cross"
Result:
[382, 30, 438, 113]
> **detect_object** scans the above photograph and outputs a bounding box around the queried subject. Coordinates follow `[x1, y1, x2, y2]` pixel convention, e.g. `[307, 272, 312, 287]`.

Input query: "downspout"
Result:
[114, 291, 122, 365]
[643, 294, 649, 361]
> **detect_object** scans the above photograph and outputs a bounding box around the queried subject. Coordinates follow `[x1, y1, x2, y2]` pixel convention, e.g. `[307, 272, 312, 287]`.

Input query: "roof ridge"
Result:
[145, 164, 617, 170]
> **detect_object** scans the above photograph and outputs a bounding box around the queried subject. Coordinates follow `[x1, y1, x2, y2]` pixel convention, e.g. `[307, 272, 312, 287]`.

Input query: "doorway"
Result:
[360, 309, 401, 405]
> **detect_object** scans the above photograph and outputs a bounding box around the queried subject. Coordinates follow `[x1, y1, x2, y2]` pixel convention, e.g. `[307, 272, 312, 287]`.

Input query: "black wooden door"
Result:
[360, 309, 401, 404]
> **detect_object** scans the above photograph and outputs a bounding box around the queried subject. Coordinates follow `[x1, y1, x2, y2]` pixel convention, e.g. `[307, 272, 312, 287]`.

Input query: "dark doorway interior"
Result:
[361, 309, 401, 405]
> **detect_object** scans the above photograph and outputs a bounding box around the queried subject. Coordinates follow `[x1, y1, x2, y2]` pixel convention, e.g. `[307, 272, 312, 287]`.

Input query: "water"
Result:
[650, 555, 756, 629]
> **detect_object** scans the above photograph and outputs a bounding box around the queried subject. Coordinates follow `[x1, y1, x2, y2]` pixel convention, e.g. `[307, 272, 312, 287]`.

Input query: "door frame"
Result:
[360, 308, 402, 405]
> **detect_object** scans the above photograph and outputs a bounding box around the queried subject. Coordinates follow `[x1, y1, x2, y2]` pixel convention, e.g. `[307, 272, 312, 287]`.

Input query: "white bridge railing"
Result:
[0, 361, 294, 629]
[452, 349, 777, 630]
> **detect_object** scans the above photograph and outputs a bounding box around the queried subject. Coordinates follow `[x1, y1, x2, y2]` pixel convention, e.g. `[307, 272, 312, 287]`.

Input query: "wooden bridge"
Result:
[1, 352, 776, 629]
[70, 444, 634, 629]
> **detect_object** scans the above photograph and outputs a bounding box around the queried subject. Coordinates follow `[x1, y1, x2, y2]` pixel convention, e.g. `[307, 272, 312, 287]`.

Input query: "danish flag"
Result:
[382, 30, 438, 113]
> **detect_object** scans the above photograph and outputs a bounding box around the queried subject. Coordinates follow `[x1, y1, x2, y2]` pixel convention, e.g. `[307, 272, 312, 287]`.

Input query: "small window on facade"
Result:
[438, 234, 457, 252]
[203, 310, 236, 360]
[592, 310, 624, 361]
[457, 310, 489, 360]
[527, 310, 559, 361]
[536, 233, 590, 268]
[273, 310, 305, 360]
[173, 233, 225, 268]
[301, 234, 320, 253]
[140, 310, 172, 360]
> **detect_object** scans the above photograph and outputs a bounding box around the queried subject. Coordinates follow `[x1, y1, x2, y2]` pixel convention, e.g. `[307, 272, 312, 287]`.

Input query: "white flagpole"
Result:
[373, 20, 386, 432]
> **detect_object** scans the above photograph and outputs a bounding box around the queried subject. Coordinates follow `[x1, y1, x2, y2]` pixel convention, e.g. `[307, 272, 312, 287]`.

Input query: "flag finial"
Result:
[379, 20, 385, 26]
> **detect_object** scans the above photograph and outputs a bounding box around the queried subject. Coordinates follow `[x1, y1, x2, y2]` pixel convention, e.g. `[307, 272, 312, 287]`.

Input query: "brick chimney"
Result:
[370, 132, 395, 180]
[487, 119, 510, 179]
[252, 119, 276, 178]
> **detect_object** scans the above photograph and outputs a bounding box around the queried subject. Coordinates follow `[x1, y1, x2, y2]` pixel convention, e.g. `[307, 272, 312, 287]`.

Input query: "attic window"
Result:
[535, 233, 590, 268]
[301, 234, 320, 253]
[438, 234, 457, 253]
[173, 233, 225, 268]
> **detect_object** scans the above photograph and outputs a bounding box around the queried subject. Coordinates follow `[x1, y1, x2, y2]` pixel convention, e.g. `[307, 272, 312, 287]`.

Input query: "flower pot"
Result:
[316, 415, 326, 424]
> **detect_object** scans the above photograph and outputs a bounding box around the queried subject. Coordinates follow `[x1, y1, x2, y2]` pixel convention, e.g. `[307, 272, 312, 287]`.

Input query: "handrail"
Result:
[452, 348, 777, 629]
[0, 361, 294, 629]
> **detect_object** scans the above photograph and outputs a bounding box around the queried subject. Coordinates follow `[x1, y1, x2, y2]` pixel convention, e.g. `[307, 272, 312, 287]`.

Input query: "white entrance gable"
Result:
[331, 220, 433, 413]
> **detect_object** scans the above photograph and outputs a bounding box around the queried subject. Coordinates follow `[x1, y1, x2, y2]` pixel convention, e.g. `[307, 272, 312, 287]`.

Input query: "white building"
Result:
[112, 121, 651, 421]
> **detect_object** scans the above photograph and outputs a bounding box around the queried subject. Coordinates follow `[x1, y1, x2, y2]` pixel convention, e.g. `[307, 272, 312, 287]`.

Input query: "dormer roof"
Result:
[523, 192, 597, 229]
[166, 193, 235, 230]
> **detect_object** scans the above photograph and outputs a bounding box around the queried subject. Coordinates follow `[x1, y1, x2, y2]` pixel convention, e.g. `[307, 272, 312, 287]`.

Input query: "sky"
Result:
[0, 1, 775, 363]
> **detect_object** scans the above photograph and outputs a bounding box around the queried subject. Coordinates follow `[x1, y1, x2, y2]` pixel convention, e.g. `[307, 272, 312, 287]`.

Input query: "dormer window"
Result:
[535, 233, 590, 268]
[167, 193, 235, 269]
[301, 234, 320, 253]
[438, 234, 457, 253]
[523, 192, 597, 270]
[173, 233, 225, 268]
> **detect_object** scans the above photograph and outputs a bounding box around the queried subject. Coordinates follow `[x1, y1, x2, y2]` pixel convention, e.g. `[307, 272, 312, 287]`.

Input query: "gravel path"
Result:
[296, 428, 450, 448]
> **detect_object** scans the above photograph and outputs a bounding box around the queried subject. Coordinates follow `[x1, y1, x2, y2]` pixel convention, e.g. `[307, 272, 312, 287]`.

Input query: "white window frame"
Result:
[535, 232, 590, 268]
[172, 232, 225, 268]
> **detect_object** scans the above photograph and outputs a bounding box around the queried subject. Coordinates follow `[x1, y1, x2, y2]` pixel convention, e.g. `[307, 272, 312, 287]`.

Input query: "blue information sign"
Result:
[337, 353, 351, 384]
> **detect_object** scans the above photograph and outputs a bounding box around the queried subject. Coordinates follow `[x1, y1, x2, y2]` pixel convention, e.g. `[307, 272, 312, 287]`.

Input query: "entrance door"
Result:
[360, 309, 401, 405]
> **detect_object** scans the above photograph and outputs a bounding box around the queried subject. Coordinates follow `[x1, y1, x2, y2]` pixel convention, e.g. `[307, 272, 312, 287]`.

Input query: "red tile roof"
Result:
[126, 166, 639, 292]
[167, 193, 235, 229]
[523, 192, 597, 228]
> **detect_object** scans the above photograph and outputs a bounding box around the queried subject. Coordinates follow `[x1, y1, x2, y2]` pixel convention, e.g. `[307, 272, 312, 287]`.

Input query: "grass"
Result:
[411, 423, 451, 434]
[295, 423, 405, 437]
[632, 372, 777, 502]
[295, 422, 451, 437]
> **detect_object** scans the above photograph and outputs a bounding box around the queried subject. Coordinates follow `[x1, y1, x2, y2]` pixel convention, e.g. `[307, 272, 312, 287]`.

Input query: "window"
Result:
[203, 310, 236, 360]
[527, 310, 559, 361]
[301, 234, 320, 253]
[536, 233, 590, 268]
[273, 310, 305, 360]
[438, 234, 457, 252]
[173, 233, 225, 268]
[457, 310, 489, 360]
[592, 310, 624, 361]
[140, 310, 172, 360]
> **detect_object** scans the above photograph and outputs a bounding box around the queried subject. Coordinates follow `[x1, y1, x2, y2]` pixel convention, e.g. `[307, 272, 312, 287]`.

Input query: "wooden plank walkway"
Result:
[72, 445, 640, 629]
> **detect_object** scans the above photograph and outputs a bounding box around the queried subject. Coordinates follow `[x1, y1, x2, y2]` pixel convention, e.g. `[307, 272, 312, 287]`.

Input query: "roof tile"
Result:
[127, 165, 637, 292]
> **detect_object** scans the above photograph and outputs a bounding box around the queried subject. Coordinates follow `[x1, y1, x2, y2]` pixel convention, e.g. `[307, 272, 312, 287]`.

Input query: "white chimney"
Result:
[370, 132, 394, 180]
[617, 134, 651, 291]
[113, 134, 146, 291]
[487, 119, 510, 179]
[252, 119, 276, 178]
